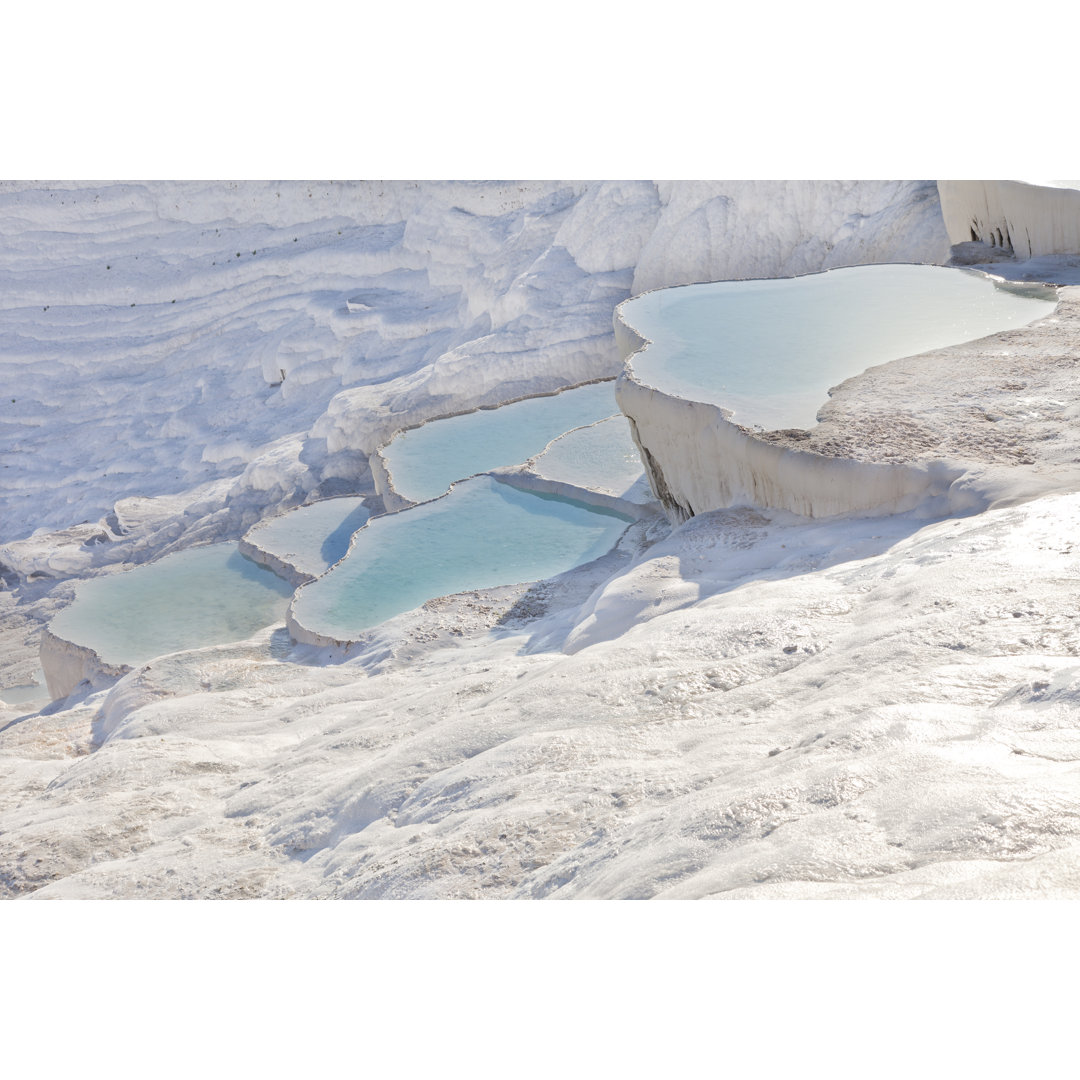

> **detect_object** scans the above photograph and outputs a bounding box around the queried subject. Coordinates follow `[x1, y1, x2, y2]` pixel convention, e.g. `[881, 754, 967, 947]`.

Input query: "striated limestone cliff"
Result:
[938, 180, 1080, 260]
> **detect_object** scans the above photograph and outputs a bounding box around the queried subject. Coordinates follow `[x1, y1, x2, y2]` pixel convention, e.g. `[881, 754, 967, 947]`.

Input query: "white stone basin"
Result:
[289, 475, 632, 642]
[380, 381, 618, 503]
[620, 264, 1056, 431]
[48, 544, 294, 670]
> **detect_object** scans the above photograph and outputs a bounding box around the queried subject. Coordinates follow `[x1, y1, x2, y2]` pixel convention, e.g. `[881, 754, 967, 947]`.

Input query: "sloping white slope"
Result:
[0, 181, 947, 580]
[629, 180, 947, 293]
[15, 179, 1050, 900]
[0, 181, 586, 553]
[5, 492, 1080, 899]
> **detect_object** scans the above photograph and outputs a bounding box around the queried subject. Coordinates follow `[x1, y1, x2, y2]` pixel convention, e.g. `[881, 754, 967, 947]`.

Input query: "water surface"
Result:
[0, 670, 49, 710]
[50, 544, 294, 667]
[534, 417, 645, 497]
[246, 497, 371, 578]
[292, 476, 631, 638]
[382, 382, 619, 502]
[623, 265, 1056, 430]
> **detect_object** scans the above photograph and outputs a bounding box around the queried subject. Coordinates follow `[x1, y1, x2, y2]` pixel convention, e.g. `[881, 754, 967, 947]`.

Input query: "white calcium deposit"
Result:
[0, 180, 947, 572]
[612, 266, 1057, 523]
[615, 371, 937, 522]
[13, 180, 1080, 900]
[938, 180, 1080, 259]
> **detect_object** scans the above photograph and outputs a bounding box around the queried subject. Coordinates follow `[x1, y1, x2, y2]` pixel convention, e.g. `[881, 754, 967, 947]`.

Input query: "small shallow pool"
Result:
[0, 670, 49, 711]
[290, 475, 632, 640]
[244, 497, 371, 579]
[532, 416, 645, 498]
[49, 544, 294, 668]
[621, 264, 1057, 430]
[381, 381, 619, 503]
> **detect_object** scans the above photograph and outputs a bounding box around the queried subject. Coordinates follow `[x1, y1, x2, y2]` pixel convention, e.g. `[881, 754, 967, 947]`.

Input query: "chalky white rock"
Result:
[9, 180, 1080, 901]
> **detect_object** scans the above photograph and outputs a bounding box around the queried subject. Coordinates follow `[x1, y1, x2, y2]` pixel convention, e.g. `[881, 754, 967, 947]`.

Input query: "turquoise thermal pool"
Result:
[50, 544, 294, 667]
[533, 416, 645, 496]
[49, 265, 1050, 666]
[381, 381, 619, 503]
[621, 264, 1057, 430]
[290, 475, 632, 639]
[245, 497, 371, 578]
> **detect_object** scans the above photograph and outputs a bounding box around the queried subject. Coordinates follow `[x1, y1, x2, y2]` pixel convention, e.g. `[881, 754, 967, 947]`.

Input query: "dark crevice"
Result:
[638, 440, 692, 524]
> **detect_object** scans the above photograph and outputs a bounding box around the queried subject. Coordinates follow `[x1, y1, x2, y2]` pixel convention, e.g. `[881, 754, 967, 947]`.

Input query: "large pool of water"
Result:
[244, 497, 371, 579]
[381, 382, 619, 503]
[622, 264, 1057, 430]
[50, 544, 295, 667]
[291, 475, 632, 639]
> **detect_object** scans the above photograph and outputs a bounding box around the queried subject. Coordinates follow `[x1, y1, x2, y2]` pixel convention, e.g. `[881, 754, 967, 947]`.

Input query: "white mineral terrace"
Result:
[938, 180, 1080, 259]
[287, 476, 634, 647]
[43, 544, 294, 698]
[21, 180, 1080, 906]
[375, 381, 619, 505]
[615, 264, 1058, 522]
[42, 390, 653, 683]
[39, 263, 1059, 688]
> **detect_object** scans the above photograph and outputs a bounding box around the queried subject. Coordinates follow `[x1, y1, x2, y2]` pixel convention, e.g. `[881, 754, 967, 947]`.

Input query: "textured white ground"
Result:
[7, 494, 1080, 899]
[12, 180, 1080, 899]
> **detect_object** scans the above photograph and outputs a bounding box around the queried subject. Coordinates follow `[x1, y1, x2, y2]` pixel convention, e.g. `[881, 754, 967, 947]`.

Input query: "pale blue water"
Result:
[247, 497, 371, 577]
[0, 670, 48, 709]
[534, 417, 644, 496]
[291, 475, 632, 638]
[50, 544, 294, 667]
[381, 382, 619, 503]
[624, 265, 1057, 430]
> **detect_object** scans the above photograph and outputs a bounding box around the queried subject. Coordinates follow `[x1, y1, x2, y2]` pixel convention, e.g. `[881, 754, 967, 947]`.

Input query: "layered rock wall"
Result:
[39, 627, 130, 701]
[615, 372, 936, 523]
[614, 274, 1067, 523]
[938, 180, 1080, 259]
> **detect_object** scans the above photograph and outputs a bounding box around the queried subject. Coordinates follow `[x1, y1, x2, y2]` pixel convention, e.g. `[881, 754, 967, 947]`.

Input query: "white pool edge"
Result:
[613, 264, 1060, 523]
[370, 376, 620, 508]
[40, 624, 133, 701]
